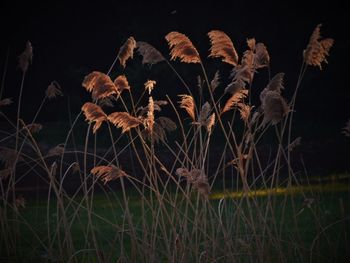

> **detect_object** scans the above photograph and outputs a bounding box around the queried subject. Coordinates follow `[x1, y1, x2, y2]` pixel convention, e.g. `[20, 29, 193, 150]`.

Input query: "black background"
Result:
[0, 0, 349, 154]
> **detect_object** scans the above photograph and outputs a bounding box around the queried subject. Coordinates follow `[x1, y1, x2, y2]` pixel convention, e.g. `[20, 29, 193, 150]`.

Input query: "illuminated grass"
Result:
[210, 182, 350, 199]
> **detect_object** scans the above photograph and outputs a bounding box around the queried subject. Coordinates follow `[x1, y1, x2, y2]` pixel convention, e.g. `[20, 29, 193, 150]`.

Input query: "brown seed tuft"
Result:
[178, 95, 196, 121]
[18, 41, 33, 72]
[222, 89, 249, 114]
[91, 165, 128, 184]
[118, 37, 137, 68]
[108, 112, 142, 133]
[176, 168, 210, 197]
[46, 81, 63, 99]
[0, 168, 12, 180]
[0, 98, 13, 107]
[83, 71, 118, 100]
[113, 75, 130, 94]
[342, 119, 350, 137]
[145, 96, 155, 133]
[81, 102, 107, 133]
[165, 32, 201, 63]
[144, 80, 156, 94]
[210, 71, 220, 92]
[136, 41, 165, 65]
[208, 30, 238, 66]
[303, 24, 334, 69]
[260, 90, 289, 125]
[48, 144, 65, 156]
[0, 147, 23, 168]
[237, 103, 252, 123]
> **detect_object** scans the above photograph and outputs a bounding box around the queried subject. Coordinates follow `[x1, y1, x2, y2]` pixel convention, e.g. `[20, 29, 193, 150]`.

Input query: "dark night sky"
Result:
[0, 0, 349, 139]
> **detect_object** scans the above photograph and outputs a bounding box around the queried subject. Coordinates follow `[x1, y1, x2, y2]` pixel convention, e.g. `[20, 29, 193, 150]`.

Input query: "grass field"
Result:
[4, 181, 348, 262]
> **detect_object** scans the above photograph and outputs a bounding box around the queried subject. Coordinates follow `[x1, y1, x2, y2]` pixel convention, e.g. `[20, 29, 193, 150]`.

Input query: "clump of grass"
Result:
[1, 24, 347, 263]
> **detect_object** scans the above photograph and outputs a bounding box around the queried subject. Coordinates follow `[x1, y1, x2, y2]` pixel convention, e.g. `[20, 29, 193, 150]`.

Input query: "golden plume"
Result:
[114, 75, 130, 93]
[165, 32, 201, 63]
[81, 102, 107, 133]
[46, 81, 63, 99]
[178, 94, 196, 121]
[303, 24, 334, 69]
[221, 89, 249, 114]
[136, 41, 165, 65]
[205, 113, 215, 134]
[91, 165, 128, 184]
[237, 103, 252, 123]
[108, 112, 142, 133]
[146, 96, 155, 133]
[83, 71, 118, 100]
[118, 36, 137, 68]
[208, 30, 238, 66]
[144, 80, 156, 94]
[18, 41, 33, 72]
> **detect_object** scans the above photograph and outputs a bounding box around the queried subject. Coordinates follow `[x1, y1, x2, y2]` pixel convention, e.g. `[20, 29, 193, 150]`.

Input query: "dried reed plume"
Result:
[144, 80, 156, 94]
[0, 147, 23, 168]
[208, 30, 238, 66]
[178, 95, 196, 121]
[176, 168, 210, 197]
[260, 73, 289, 125]
[221, 89, 249, 114]
[237, 103, 252, 123]
[225, 79, 245, 94]
[205, 113, 215, 133]
[108, 112, 142, 133]
[198, 102, 211, 125]
[114, 75, 130, 93]
[288, 137, 302, 152]
[14, 196, 26, 210]
[83, 71, 118, 100]
[157, 116, 177, 131]
[343, 119, 350, 137]
[18, 41, 33, 72]
[0, 98, 13, 107]
[48, 144, 65, 156]
[50, 161, 58, 176]
[165, 32, 201, 63]
[142, 117, 177, 144]
[303, 24, 334, 69]
[245, 38, 270, 68]
[98, 97, 115, 108]
[46, 81, 63, 99]
[24, 123, 42, 134]
[210, 71, 220, 92]
[91, 165, 128, 184]
[81, 102, 107, 133]
[136, 41, 165, 65]
[265, 73, 284, 93]
[118, 37, 137, 68]
[137, 100, 167, 116]
[0, 168, 11, 180]
[145, 96, 155, 133]
[260, 90, 289, 125]
[252, 42, 270, 69]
